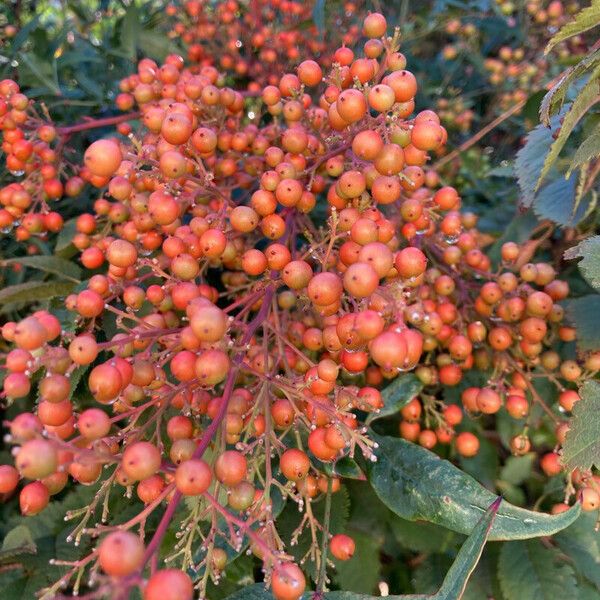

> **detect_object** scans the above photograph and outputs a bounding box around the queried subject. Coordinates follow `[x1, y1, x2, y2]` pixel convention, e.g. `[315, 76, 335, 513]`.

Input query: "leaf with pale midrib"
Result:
[367, 434, 580, 540]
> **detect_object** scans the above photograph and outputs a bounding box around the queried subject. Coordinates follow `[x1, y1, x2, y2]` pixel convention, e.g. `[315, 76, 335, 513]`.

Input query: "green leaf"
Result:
[225, 499, 499, 600]
[391, 517, 461, 554]
[533, 174, 592, 226]
[564, 295, 600, 351]
[0, 281, 76, 307]
[498, 539, 579, 600]
[320, 456, 364, 480]
[515, 120, 555, 208]
[312, 0, 326, 33]
[540, 49, 600, 126]
[579, 581, 600, 600]
[17, 52, 60, 96]
[499, 454, 535, 486]
[121, 3, 141, 62]
[0, 526, 37, 563]
[426, 498, 499, 600]
[569, 123, 600, 174]
[367, 434, 581, 541]
[564, 236, 600, 290]
[546, 0, 600, 53]
[1, 256, 81, 283]
[366, 374, 423, 424]
[138, 30, 174, 61]
[54, 218, 78, 258]
[562, 380, 600, 471]
[536, 65, 600, 190]
[332, 530, 381, 594]
[555, 513, 600, 590]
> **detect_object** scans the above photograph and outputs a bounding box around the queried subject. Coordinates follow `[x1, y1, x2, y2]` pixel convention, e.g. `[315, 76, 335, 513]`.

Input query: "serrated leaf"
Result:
[555, 513, 600, 590]
[564, 236, 600, 290]
[533, 173, 591, 226]
[499, 454, 535, 486]
[540, 49, 600, 126]
[536, 66, 600, 190]
[366, 374, 423, 424]
[546, 0, 600, 53]
[17, 52, 60, 95]
[0, 281, 76, 307]
[367, 434, 580, 541]
[562, 380, 600, 471]
[0, 526, 37, 562]
[569, 123, 600, 174]
[515, 119, 556, 208]
[498, 539, 579, 600]
[579, 581, 600, 600]
[564, 295, 600, 350]
[1, 256, 81, 282]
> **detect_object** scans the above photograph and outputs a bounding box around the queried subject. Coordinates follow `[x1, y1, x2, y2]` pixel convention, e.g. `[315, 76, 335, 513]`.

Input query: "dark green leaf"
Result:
[498, 454, 535, 486]
[1, 256, 81, 282]
[564, 295, 600, 351]
[121, 3, 141, 62]
[534, 173, 593, 226]
[0, 526, 37, 563]
[0, 281, 76, 307]
[367, 434, 580, 541]
[498, 539, 579, 600]
[562, 380, 600, 471]
[18, 52, 60, 95]
[390, 517, 461, 554]
[555, 513, 600, 590]
[366, 374, 423, 424]
[332, 530, 381, 594]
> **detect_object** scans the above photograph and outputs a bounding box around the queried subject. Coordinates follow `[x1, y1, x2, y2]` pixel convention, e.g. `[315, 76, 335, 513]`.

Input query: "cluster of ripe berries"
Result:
[0, 7, 597, 600]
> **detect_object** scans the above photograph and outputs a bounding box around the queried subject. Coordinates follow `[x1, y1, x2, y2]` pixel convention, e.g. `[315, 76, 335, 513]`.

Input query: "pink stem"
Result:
[140, 284, 276, 569]
[57, 112, 141, 135]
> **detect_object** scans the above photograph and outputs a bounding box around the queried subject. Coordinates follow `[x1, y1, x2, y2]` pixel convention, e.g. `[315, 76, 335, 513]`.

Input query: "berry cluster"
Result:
[166, 0, 360, 90]
[0, 6, 597, 600]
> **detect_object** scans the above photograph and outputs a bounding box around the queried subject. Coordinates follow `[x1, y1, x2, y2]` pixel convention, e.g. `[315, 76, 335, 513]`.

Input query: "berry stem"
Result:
[316, 477, 333, 595]
[57, 112, 141, 136]
[139, 284, 276, 569]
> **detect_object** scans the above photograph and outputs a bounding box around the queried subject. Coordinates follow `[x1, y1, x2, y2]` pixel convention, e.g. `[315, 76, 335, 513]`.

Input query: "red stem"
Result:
[140, 284, 276, 569]
[57, 112, 141, 135]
